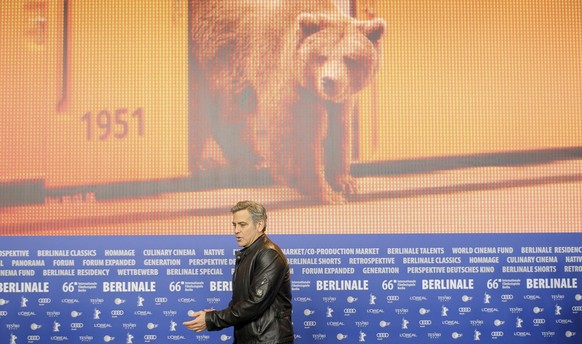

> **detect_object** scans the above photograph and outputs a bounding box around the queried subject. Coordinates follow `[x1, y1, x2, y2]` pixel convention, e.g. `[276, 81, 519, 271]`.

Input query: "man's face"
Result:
[232, 209, 263, 247]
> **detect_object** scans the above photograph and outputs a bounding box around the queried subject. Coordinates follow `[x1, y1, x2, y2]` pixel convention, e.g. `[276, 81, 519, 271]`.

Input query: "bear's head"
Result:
[296, 13, 386, 103]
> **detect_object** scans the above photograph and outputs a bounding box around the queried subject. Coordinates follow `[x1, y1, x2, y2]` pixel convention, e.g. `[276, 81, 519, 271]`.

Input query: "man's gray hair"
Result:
[231, 200, 267, 231]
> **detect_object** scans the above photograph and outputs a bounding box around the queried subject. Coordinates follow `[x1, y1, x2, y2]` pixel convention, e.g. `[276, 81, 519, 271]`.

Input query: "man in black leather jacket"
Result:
[184, 200, 294, 343]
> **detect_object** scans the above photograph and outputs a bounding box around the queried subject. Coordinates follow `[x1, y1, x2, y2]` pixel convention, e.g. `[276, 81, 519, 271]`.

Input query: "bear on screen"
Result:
[189, 0, 385, 204]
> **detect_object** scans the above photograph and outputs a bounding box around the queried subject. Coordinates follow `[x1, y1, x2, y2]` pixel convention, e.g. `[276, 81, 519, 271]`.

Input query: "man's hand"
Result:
[183, 310, 208, 332]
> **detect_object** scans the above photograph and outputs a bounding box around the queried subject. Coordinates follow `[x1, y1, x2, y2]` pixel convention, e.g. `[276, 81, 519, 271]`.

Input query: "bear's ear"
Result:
[298, 13, 327, 40]
[357, 18, 386, 45]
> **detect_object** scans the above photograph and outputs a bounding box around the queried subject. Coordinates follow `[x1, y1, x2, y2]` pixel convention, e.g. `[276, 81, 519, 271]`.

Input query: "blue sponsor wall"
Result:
[1, 234, 581, 343]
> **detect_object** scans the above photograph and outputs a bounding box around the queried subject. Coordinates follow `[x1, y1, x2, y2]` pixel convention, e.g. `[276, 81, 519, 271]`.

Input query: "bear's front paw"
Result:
[332, 175, 358, 196]
[319, 185, 347, 205]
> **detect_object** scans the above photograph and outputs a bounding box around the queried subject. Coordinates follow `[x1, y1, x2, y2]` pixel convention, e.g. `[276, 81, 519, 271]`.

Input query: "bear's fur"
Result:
[190, 0, 385, 203]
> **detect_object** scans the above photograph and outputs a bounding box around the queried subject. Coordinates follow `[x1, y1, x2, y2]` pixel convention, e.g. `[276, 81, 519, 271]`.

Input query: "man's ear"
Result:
[257, 220, 266, 232]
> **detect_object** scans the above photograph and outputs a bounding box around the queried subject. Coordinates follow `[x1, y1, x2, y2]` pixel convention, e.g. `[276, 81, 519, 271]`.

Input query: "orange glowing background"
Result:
[357, 0, 581, 161]
[1, 1, 190, 187]
[1, 0, 580, 186]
